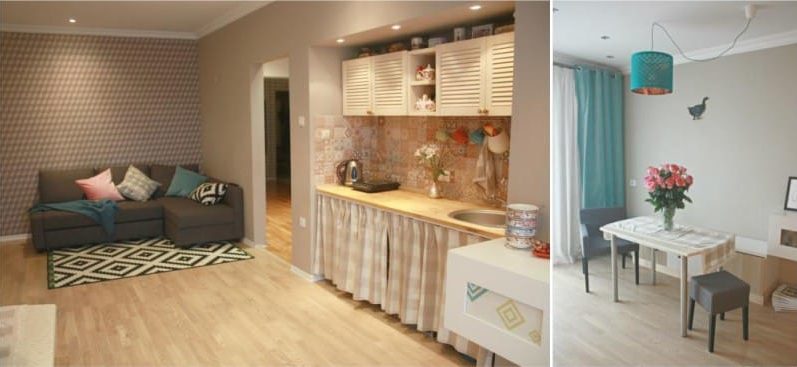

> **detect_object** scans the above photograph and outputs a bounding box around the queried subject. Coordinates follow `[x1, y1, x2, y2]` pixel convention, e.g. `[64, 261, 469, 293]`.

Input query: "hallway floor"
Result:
[266, 180, 292, 262]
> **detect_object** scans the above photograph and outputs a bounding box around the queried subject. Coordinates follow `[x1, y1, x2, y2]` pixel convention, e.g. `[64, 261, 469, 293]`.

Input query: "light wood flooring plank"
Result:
[0, 241, 471, 366]
[553, 257, 797, 366]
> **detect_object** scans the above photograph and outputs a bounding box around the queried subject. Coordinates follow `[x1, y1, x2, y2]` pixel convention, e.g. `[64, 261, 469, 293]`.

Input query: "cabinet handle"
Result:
[483, 108, 489, 115]
[367, 110, 373, 115]
[477, 108, 484, 114]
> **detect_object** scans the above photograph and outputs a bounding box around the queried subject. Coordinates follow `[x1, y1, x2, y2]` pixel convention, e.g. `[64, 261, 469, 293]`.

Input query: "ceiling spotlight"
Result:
[68, 18, 77, 23]
[469, 4, 482, 11]
[391, 24, 401, 31]
[336, 38, 345, 44]
[601, 35, 610, 40]
[606, 55, 615, 59]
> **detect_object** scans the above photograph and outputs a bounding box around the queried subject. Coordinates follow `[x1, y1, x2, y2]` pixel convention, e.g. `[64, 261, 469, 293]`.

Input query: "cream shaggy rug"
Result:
[0, 304, 56, 367]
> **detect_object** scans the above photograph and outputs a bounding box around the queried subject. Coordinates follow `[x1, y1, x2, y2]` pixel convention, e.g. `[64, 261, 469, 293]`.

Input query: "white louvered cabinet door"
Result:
[484, 32, 515, 116]
[342, 57, 373, 116]
[372, 51, 408, 115]
[436, 38, 485, 116]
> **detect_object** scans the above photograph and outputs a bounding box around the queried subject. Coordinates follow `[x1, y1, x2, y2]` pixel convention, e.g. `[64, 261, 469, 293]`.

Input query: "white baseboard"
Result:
[241, 237, 266, 249]
[291, 266, 323, 282]
[0, 233, 30, 245]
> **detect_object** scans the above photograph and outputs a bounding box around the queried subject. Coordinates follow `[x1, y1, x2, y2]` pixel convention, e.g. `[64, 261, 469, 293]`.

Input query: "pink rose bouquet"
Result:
[644, 163, 694, 230]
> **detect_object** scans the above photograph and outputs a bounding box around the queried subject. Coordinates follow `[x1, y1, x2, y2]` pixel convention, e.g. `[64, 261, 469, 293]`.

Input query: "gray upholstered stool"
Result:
[688, 270, 750, 353]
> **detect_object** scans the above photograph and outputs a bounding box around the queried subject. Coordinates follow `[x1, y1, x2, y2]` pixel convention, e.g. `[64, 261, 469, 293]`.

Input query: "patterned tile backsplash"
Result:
[313, 115, 511, 206]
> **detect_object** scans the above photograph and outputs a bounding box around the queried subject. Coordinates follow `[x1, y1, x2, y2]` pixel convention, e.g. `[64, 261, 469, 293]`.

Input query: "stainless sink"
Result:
[449, 209, 506, 228]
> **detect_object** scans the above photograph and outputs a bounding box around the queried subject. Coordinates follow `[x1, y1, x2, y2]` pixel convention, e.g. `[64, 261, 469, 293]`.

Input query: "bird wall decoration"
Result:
[688, 97, 709, 120]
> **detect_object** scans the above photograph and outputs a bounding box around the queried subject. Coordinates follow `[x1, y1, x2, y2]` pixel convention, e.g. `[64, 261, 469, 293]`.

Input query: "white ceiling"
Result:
[553, 1, 797, 71]
[317, 1, 515, 47]
[0, 1, 270, 39]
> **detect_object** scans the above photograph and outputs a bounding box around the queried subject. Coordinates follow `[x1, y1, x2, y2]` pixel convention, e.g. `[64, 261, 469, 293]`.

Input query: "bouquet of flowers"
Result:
[644, 163, 694, 230]
[414, 144, 449, 198]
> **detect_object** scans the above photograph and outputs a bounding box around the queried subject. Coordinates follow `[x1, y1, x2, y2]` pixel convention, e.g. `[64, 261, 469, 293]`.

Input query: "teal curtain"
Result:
[575, 66, 625, 209]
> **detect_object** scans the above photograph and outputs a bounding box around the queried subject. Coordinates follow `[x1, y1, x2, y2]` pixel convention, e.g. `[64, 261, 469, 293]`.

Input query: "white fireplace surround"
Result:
[768, 212, 797, 262]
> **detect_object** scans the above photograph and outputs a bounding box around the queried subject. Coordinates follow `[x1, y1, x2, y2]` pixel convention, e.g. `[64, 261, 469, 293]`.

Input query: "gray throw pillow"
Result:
[117, 165, 160, 201]
[190, 182, 228, 206]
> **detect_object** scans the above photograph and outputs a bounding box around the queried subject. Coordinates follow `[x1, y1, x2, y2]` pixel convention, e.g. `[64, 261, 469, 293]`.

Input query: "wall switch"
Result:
[299, 216, 307, 228]
[298, 116, 306, 127]
[629, 179, 637, 187]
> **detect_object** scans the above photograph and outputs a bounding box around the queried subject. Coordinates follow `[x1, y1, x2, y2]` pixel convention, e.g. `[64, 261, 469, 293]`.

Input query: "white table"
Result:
[601, 216, 735, 337]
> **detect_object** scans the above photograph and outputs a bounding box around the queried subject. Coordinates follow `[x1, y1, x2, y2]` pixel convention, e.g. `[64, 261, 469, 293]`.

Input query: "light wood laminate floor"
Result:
[553, 256, 797, 366]
[266, 180, 292, 262]
[0, 241, 471, 366]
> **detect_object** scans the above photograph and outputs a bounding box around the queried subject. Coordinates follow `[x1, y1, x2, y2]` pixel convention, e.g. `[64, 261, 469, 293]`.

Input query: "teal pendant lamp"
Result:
[630, 5, 756, 96]
[630, 51, 673, 95]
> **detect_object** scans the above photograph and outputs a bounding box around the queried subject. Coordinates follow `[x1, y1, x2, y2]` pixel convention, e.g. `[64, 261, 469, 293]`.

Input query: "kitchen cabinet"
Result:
[342, 51, 407, 116]
[342, 32, 514, 117]
[436, 32, 515, 116]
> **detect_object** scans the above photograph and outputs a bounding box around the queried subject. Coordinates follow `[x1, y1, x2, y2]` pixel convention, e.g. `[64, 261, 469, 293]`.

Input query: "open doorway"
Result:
[263, 57, 291, 262]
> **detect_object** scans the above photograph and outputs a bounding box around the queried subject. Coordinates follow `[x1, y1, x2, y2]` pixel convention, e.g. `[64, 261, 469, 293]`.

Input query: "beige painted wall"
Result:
[625, 44, 797, 242]
[200, 2, 543, 272]
[507, 2, 550, 241]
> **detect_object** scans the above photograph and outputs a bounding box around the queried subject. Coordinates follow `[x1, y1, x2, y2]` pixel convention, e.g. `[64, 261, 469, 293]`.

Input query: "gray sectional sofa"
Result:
[30, 164, 244, 251]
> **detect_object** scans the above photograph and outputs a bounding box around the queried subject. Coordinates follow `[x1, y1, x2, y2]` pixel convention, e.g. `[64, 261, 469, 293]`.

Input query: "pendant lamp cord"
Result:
[650, 18, 752, 62]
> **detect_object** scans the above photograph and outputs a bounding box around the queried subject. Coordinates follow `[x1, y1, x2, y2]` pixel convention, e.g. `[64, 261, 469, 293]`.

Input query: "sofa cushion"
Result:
[150, 164, 199, 198]
[97, 164, 150, 185]
[158, 197, 234, 228]
[165, 166, 207, 197]
[39, 168, 95, 203]
[33, 200, 163, 230]
[190, 182, 228, 206]
[117, 166, 160, 201]
[75, 169, 125, 201]
[116, 200, 163, 223]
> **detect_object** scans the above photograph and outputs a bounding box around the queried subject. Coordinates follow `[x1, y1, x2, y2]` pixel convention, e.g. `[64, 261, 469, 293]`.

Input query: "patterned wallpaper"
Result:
[313, 115, 510, 206]
[0, 32, 201, 236]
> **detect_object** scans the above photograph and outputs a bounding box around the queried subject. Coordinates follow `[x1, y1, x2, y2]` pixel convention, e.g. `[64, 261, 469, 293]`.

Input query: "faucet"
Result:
[480, 177, 508, 209]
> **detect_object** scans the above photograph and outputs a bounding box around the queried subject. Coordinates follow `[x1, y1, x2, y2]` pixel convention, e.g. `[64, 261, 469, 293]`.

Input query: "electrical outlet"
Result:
[629, 179, 637, 187]
[320, 129, 330, 140]
[298, 116, 306, 127]
[299, 216, 307, 228]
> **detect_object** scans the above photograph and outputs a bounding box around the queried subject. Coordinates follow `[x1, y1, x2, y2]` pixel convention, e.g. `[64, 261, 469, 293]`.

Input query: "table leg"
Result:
[680, 255, 688, 337]
[652, 249, 657, 285]
[611, 234, 618, 302]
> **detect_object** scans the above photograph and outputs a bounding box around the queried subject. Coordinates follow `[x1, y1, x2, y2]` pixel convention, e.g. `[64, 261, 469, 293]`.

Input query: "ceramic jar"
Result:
[505, 203, 539, 249]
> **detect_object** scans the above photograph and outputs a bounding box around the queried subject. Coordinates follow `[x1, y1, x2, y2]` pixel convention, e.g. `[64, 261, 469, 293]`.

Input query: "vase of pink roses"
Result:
[644, 163, 694, 231]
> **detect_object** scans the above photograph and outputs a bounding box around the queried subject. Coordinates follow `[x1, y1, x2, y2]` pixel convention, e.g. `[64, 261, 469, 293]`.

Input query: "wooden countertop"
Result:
[316, 184, 504, 239]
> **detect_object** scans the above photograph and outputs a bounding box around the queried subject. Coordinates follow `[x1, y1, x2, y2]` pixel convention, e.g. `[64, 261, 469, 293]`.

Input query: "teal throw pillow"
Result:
[165, 166, 207, 197]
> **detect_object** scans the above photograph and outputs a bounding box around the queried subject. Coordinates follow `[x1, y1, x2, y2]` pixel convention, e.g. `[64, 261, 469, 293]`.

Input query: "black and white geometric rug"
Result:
[47, 237, 253, 289]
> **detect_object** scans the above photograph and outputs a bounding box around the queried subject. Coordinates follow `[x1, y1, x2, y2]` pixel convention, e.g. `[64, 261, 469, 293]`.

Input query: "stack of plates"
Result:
[772, 284, 797, 312]
[505, 203, 538, 249]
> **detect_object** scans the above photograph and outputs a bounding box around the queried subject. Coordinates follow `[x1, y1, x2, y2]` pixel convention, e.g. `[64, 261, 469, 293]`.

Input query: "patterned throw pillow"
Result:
[117, 165, 160, 201]
[190, 182, 228, 206]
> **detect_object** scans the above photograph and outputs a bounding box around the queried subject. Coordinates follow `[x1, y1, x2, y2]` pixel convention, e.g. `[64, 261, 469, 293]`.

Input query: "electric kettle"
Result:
[335, 159, 361, 186]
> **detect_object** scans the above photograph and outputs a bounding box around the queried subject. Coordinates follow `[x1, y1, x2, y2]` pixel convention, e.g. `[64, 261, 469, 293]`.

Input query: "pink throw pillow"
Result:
[75, 169, 125, 201]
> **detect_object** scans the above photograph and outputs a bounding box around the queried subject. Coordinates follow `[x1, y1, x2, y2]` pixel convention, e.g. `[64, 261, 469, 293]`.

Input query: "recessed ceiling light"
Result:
[606, 55, 615, 59]
[601, 35, 610, 40]
[391, 24, 401, 31]
[68, 18, 77, 23]
[336, 38, 345, 44]
[469, 5, 482, 11]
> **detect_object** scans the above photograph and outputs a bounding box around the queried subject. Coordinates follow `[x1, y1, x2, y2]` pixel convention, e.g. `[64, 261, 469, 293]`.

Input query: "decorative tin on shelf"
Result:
[505, 203, 539, 249]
